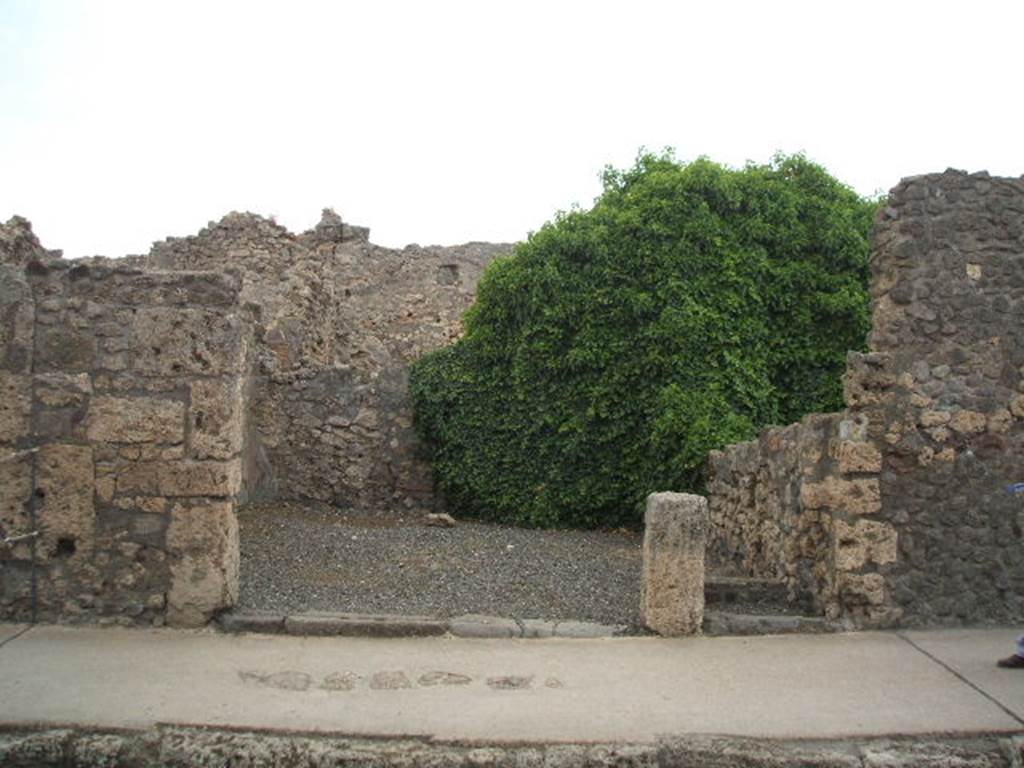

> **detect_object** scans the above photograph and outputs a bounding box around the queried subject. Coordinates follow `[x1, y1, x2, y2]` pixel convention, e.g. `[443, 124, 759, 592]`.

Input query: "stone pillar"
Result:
[641, 492, 710, 636]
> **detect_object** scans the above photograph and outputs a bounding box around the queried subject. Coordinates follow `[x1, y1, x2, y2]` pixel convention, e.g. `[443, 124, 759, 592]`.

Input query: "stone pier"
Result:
[641, 492, 710, 636]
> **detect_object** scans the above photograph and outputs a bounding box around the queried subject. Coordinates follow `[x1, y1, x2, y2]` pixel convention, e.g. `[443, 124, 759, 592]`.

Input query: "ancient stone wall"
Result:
[1, 220, 253, 627]
[708, 171, 1024, 628]
[0, 210, 508, 627]
[144, 210, 511, 510]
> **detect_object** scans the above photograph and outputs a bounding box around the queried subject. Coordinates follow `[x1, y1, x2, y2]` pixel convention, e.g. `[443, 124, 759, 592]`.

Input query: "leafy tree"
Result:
[410, 152, 879, 528]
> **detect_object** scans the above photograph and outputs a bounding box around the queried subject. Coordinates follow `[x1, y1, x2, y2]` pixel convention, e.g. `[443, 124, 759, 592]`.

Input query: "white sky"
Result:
[1, 0, 1022, 259]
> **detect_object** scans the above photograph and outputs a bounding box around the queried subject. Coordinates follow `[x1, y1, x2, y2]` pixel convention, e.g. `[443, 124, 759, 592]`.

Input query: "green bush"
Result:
[410, 152, 879, 529]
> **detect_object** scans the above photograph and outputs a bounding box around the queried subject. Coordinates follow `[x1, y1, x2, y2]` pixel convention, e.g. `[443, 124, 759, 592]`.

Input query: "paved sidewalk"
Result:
[0, 623, 1021, 743]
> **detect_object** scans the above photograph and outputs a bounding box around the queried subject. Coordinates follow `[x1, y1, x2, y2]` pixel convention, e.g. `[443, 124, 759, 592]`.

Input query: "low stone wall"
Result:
[708, 171, 1024, 628]
[709, 413, 844, 611]
[1, 228, 253, 626]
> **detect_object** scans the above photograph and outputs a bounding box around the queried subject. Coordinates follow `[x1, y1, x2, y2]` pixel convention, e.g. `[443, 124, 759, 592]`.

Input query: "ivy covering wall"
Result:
[410, 152, 879, 528]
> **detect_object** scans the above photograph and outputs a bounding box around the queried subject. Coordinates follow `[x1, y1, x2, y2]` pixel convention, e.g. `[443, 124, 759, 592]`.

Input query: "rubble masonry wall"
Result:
[708, 171, 1024, 627]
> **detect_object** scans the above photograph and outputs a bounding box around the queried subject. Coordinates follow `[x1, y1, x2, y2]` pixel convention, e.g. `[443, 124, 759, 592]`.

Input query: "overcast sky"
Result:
[1, 1, 1021, 259]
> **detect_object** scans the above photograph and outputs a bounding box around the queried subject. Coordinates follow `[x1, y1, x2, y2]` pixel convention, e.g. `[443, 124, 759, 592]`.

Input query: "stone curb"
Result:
[218, 611, 625, 639]
[1, 725, 1021, 768]
[703, 610, 845, 637]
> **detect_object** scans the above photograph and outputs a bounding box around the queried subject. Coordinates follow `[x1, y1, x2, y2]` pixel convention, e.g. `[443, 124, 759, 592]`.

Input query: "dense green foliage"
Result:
[410, 152, 879, 528]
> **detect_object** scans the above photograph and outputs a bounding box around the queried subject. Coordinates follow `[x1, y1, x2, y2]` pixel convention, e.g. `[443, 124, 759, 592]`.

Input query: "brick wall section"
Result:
[0, 236, 252, 627]
[707, 171, 1024, 628]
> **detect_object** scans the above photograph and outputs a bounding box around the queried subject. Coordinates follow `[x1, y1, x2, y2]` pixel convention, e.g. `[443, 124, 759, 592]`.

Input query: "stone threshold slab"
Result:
[218, 610, 626, 639]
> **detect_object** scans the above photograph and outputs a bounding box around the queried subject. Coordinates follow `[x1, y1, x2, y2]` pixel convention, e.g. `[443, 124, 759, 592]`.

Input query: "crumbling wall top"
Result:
[0, 216, 62, 266]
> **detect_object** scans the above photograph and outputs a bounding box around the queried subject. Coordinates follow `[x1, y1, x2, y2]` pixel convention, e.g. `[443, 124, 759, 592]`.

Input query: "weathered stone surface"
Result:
[35, 372, 92, 408]
[0, 215, 61, 266]
[641, 492, 709, 636]
[189, 377, 244, 459]
[166, 500, 239, 627]
[84, 395, 185, 444]
[1, 726, 1018, 768]
[948, 409, 987, 435]
[284, 612, 446, 638]
[833, 519, 898, 572]
[33, 325, 96, 372]
[0, 451, 32, 560]
[159, 459, 243, 498]
[0, 264, 35, 374]
[448, 613, 520, 639]
[838, 440, 882, 475]
[800, 477, 881, 516]
[131, 307, 247, 376]
[0, 373, 31, 443]
[36, 444, 95, 561]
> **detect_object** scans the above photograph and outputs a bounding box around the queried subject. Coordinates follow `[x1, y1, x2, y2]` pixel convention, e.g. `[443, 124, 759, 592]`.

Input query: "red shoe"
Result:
[997, 654, 1024, 669]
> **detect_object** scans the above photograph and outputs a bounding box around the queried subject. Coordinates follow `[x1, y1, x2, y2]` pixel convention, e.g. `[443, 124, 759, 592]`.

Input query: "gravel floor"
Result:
[238, 502, 645, 628]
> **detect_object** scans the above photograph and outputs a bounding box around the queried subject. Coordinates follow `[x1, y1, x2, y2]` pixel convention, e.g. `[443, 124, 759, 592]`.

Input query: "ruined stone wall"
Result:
[708, 171, 1024, 628]
[143, 209, 511, 511]
[0, 209, 508, 627]
[708, 414, 845, 610]
[1, 220, 252, 627]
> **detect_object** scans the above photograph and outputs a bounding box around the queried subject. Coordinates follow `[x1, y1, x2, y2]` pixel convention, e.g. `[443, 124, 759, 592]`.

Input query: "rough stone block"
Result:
[84, 396, 185, 444]
[948, 409, 987, 435]
[114, 462, 160, 495]
[836, 572, 889, 607]
[837, 441, 882, 475]
[0, 373, 31, 444]
[0, 451, 32, 559]
[34, 325, 97, 372]
[0, 265, 34, 373]
[833, 519, 898, 572]
[1010, 395, 1024, 419]
[159, 459, 242, 497]
[166, 500, 239, 627]
[36, 444, 95, 560]
[641, 492, 709, 636]
[919, 410, 951, 428]
[800, 477, 881, 516]
[189, 377, 244, 459]
[34, 372, 92, 408]
[131, 308, 246, 376]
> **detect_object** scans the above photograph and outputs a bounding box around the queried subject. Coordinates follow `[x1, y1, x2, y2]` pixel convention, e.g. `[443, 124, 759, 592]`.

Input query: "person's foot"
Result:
[997, 654, 1024, 668]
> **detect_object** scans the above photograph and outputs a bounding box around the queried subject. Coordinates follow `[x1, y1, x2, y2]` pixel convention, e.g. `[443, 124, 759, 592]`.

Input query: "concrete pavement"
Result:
[0, 623, 1021, 745]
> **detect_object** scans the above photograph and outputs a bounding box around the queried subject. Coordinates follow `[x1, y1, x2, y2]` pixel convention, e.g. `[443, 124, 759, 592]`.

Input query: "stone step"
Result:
[702, 610, 844, 637]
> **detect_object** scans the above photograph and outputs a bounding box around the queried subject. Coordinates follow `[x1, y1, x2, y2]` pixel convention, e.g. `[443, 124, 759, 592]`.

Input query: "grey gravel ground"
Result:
[238, 502, 644, 628]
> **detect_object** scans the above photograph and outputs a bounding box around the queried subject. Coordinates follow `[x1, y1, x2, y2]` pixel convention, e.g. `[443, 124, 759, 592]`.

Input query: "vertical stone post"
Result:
[641, 492, 710, 636]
